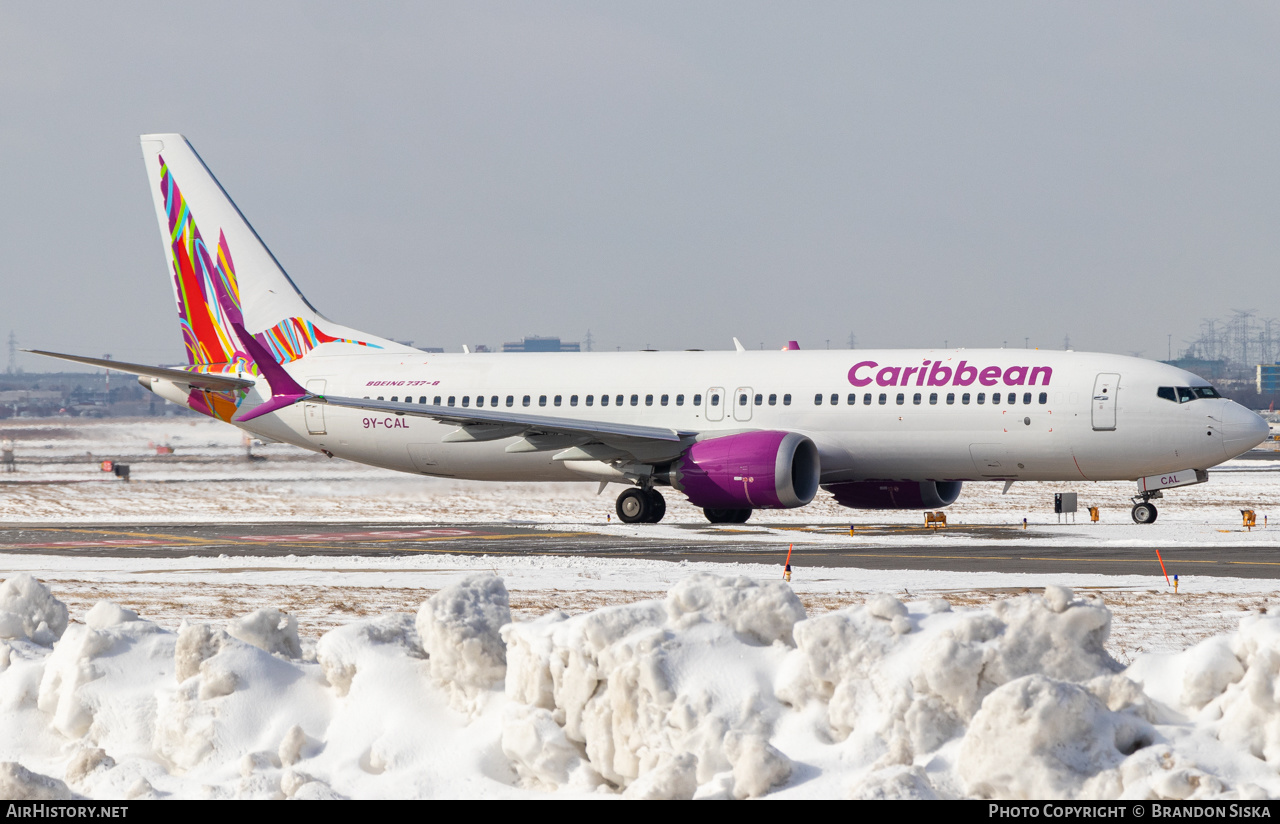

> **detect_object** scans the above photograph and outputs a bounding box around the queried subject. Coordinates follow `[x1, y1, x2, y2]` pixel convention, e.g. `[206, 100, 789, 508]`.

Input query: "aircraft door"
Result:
[733, 387, 753, 422]
[304, 379, 327, 435]
[706, 387, 725, 422]
[1091, 373, 1120, 431]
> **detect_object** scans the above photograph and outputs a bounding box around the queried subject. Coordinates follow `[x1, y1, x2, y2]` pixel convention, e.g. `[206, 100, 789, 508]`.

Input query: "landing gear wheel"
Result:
[703, 507, 752, 524]
[1131, 502, 1158, 524]
[643, 488, 666, 523]
[616, 488, 650, 524]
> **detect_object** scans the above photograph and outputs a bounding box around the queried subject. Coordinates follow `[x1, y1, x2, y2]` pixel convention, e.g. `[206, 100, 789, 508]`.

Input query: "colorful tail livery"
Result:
[138, 134, 396, 420]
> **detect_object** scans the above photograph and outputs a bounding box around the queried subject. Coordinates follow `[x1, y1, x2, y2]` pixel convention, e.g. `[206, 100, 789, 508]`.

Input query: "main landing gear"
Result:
[703, 507, 752, 524]
[616, 487, 667, 524]
[1130, 490, 1161, 524]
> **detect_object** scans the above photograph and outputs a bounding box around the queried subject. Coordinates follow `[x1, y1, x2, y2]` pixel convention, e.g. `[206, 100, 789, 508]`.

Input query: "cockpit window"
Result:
[1159, 385, 1223, 403]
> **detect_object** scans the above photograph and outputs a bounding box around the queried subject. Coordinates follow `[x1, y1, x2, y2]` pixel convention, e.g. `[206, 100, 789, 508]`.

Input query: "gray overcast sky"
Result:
[4, 2, 1280, 368]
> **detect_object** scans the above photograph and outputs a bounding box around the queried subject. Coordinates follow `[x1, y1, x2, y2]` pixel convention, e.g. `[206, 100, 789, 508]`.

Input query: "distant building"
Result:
[416, 347, 445, 354]
[1259, 364, 1280, 394]
[503, 336, 580, 353]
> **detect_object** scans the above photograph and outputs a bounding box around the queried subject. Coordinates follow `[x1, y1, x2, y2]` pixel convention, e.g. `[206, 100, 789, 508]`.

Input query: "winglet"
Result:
[235, 392, 310, 422]
[230, 318, 309, 422]
[733, 337, 746, 352]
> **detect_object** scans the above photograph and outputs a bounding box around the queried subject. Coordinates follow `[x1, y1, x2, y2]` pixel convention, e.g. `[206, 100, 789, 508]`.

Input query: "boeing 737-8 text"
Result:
[31, 135, 1272, 525]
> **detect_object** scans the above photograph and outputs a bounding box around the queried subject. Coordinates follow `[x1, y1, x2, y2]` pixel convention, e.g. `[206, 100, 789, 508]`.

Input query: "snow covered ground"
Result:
[2, 418, 1280, 799]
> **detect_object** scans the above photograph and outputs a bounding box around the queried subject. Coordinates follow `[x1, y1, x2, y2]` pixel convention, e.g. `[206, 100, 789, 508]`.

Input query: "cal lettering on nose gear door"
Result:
[1092, 373, 1119, 431]
[304, 379, 327, 435]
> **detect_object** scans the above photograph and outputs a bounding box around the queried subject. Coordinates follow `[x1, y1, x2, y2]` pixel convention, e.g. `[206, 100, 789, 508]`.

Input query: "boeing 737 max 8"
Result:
[31, 135, 1272, 524]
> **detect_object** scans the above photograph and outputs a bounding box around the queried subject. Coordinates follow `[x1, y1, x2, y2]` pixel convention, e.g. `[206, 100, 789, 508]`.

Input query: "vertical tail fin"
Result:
[139, 134, 397, 420]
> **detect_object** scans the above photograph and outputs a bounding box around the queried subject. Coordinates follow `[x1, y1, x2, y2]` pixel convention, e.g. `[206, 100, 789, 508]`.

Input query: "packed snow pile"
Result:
[2, 573, 1280, 799]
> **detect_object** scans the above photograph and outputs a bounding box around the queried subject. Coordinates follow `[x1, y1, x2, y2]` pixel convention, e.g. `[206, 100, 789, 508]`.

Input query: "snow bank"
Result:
[502, 574, 801, 797]
[4, 573, 1280, 798]
[0, 574, 67, 645]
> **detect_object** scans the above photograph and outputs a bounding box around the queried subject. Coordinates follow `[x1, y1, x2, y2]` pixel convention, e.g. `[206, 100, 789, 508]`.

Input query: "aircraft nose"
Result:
[1222, 402, 1270, 458]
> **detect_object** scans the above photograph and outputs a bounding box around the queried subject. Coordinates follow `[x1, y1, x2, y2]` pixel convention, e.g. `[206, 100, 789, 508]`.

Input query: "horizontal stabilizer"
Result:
[25, 350, 255, 392]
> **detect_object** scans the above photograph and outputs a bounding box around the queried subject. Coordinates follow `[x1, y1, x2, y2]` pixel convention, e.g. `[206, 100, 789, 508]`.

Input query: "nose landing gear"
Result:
[1130, 490, 1161, 524]
[616, 487, 667, 523]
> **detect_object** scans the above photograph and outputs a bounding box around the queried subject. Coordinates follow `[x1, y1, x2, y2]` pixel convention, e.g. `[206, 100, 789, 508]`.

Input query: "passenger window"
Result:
[1008, 394, 1016, 406]
[570, 395, 578, 407]
[1023, 393, 1032, 404]
[434, 396, 442, 405]
[710, 394, 719, 406]
[662, 395, 670, 406]
[676, 394, 684, 406]
[769, 394, 777, 406]
[830, 393, 839, 405]
[1177, 387, 1195, 403]
[848, 394, 856, 405]
[739, 393, 748, 406]
[1157, 387, 1177, 402]
[783, 394, 791, 406]
[645, 394, 653, 406]
[391, 396, 399, 402]
[977, 393, 986, 404]
[491, 396, 498, 407]
[1038, 392, 1047, 404]
[554, 395, 562, 407]
[616, 395, 624, 406]
[879, 393, 887, 405]
[930, 393, 939, 405]
[506, 395, 514, 407]
[478, 396, 486, 407]
[601, 395, 609, 407]
[962, 393, 970, 405]
[693, 394, 702, 405]
[631, 394, 639, 406]
[586, 395, 594, 406]
[814, 394, 823, 406]
[419, 396, 427, 404]
[896, 393, 905, 405]
[462, 396, 470, 407]
[377, 396, 384, 401]
[912, 393, 921, 405]
[522, 395, 530, 407]
[539, 395, 547, 407]
[864, 394, 872, 405]
[993, 393, 1002, 404]
[447, 396, 455, 406]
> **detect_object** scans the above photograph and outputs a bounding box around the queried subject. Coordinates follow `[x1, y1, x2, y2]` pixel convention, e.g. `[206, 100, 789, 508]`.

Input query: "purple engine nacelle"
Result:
[666, 431, 821, 510]
[824, 480, 963, 510]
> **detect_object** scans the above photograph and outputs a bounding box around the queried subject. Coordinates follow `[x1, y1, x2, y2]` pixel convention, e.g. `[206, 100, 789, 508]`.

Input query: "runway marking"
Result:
[0, 529, 594, 552]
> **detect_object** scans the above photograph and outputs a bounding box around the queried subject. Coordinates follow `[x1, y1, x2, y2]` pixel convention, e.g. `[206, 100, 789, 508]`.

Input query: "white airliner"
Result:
[32, 134, 1271, 525]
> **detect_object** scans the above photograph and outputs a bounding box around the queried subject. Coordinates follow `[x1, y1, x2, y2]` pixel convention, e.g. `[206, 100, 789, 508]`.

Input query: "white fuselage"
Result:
[232, 347, 1264, 486]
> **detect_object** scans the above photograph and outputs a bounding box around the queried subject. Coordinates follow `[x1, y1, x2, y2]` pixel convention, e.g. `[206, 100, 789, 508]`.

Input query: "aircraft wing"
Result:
[25, 350, 256, 392]
[313, 394, 698, 461]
